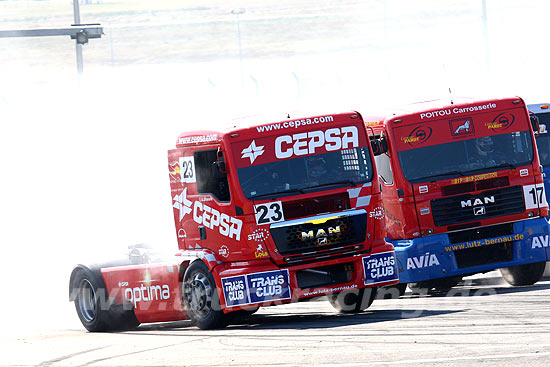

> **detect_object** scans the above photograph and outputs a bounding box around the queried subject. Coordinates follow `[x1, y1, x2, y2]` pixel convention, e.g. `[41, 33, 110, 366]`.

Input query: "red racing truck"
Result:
[367, 97, 550, 294]
[69, 111, 398, 330]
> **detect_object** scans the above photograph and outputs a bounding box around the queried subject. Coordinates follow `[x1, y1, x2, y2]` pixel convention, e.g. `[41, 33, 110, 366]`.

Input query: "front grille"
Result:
[282, 193, 351, 221]
[448, 222, 514, 243]
[270, 210, 367, 256]
[454, 241, 514, 268]
[431, 186, 525, 226]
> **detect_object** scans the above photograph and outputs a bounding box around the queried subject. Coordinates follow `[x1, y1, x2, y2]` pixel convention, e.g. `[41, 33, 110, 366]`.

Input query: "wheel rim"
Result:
[77, 279, 97, 323]
[187, 272, 213, 318]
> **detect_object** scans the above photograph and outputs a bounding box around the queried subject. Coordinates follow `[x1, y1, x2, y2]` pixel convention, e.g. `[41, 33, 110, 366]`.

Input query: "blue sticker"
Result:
[247, 270, 291, 304]
[221, 275, 249, 307]
[363, 251, 398, 285]
[221, 270, 291, 307]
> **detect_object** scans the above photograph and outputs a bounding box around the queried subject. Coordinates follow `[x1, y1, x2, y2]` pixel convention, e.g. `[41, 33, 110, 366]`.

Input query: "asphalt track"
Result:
[4, 275, 550, 367]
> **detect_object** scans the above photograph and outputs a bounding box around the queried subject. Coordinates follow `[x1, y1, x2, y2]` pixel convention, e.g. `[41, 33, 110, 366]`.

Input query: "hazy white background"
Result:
[1, 0, 549, 331]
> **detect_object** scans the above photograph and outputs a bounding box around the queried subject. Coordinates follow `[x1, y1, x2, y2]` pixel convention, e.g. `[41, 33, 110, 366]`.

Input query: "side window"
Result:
[194, 149, 231, 202]
[374, 153, 394, 185]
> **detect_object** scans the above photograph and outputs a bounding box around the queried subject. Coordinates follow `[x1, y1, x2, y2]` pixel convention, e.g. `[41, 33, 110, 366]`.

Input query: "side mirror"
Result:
[216, 149, 227, 174]
[530, 113, 540, 134]
[370, 136, 388, 156]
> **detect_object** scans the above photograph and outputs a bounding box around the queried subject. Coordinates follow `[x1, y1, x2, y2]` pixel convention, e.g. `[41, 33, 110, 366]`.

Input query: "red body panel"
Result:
[101, 262, 187, 324]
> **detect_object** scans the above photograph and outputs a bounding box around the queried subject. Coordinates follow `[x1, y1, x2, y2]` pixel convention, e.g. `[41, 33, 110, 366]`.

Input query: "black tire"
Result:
[500, 261, 546, 286]
[71, 267, 139, 332]
[380, 283, 407, 299]
[328, 287, 378, 313]
[182, 261, 225, 329]
[409, 276, 462, 294]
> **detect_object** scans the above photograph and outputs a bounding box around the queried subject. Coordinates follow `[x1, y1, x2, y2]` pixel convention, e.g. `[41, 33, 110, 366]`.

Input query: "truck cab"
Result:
[70, 111, 398, 330]
[369, 97, 550, 292]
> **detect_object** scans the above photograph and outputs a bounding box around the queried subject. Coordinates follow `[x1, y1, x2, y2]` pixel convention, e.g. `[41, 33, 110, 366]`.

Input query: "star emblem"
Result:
[241, 140, 265, 164]
[173, 187, 193, 221]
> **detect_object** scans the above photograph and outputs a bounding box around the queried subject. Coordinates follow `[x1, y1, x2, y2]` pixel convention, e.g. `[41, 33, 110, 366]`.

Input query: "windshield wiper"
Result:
[411, 170, 465, 183]
[248, 188, 305, 200]
[304, 179, 359, 191]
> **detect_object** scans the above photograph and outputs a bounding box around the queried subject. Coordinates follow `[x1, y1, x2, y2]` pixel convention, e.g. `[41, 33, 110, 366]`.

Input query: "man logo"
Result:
[300, 226, 341, 246]
[473, 206, 486, 216]
[461, 196, 495, 207]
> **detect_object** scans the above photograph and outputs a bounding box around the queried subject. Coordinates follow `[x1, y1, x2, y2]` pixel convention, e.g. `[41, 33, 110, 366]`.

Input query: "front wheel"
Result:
[500, 262, 546, 286]
[328, 287, 377, 313]
[182, 261, 225, 330]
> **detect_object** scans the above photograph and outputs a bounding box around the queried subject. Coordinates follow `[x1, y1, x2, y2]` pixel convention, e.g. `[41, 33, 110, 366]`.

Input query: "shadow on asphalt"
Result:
[127, 308, 463, 333]
[404, 278, 550, 298]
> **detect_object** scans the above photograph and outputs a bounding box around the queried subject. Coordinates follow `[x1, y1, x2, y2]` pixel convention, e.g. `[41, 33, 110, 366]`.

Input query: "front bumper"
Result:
[391, 218, 550, 283]
[213, 244, 398, 311]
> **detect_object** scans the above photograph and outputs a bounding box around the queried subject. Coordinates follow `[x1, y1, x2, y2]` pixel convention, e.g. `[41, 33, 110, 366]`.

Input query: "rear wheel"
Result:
[328, 287, 377, 313]
[72, 268, 139, 332]
[182, 261, 225, 329]
[500, 262, 546, 286]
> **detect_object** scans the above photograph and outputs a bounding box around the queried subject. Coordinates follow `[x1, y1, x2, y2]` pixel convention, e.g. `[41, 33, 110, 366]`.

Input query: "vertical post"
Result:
[73, 0, 84, 74]
[231, 8, 246, 87]
[481, 0, 489, 72]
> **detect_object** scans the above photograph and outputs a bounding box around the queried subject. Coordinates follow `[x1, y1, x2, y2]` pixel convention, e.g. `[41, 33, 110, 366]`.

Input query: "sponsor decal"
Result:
[362, 251, 398, 285]
[451, 172, 498, 184]
[118, 281, 129, 287]
[255, 115, 334, 133]
[177, 228, 187, 239]
[241, 140, 265, 164]
[169, 161, 181, 183]
[419, 103, 497, 120]
[248, 228, 270, 241]
[178, 134, 218, 145]
[520, 169, 528, 177]
[532, 234, 550, 248]
[406, 253, 440, 270]
[254, 244, 269, 258]
[523, 184, 548, 209]
[401, 126, 432, 146]
[219, 245, 230, 258]
[419, 185, 428, 194]
[123, 271, 171, 307]
[369, 206, 384, 220]
[445, 233, 525, 252]
[450, 117, 474, 137]
[303, 284, 359, 297]
[275, 126, 358, 159]
[365, 121, 383, 127]
[420, 207, 430, 215]
[173, 188, 243, 240]
[485, 112, 515, 131]
[222, 270, 291, 307]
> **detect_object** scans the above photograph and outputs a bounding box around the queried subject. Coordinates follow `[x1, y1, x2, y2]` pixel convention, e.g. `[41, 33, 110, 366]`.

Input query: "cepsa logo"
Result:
[486, 112, 515, 131]
[275, 126, 358, 159]
[401, 126, 432, 146]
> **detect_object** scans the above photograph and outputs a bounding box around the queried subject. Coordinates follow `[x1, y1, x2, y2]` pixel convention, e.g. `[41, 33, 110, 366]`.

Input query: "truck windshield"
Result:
[398, 131, 534, 182]
[237, 147, 373, 199]
[536, 114, 550, 166]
